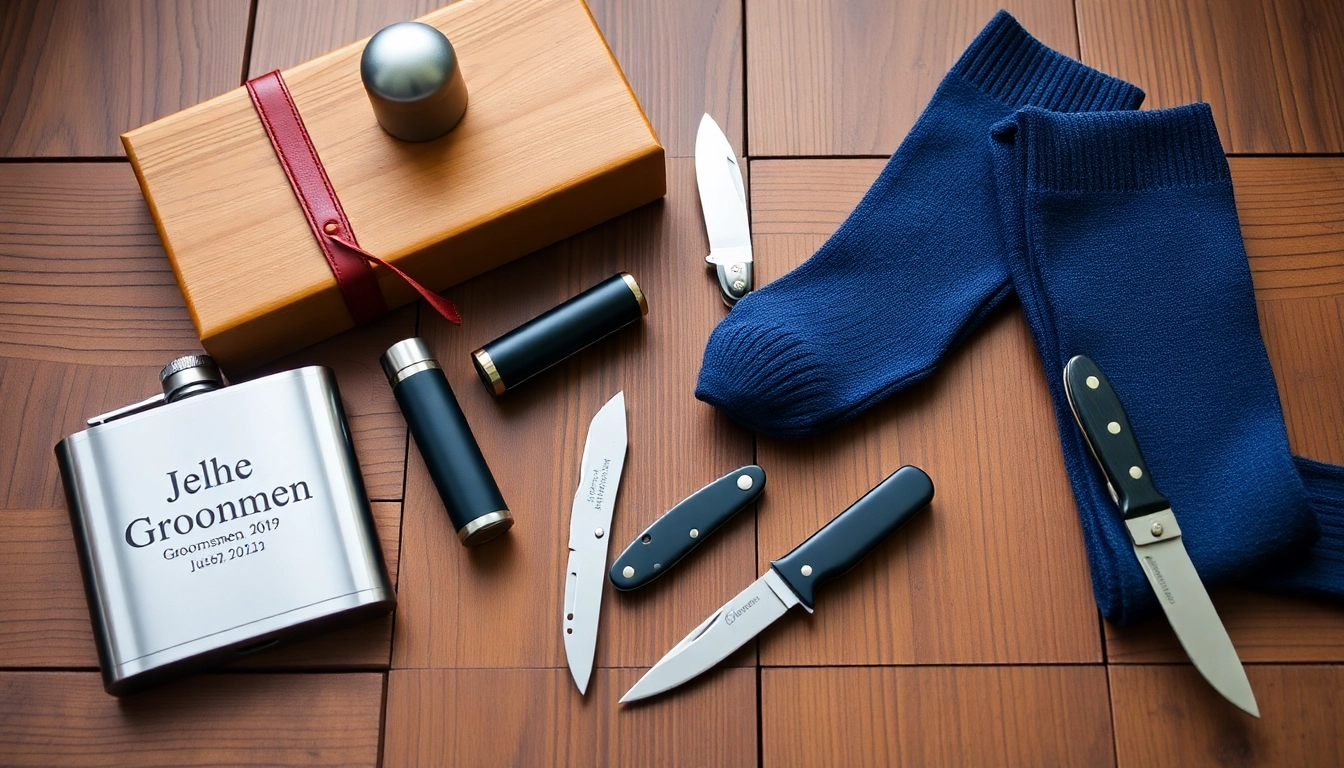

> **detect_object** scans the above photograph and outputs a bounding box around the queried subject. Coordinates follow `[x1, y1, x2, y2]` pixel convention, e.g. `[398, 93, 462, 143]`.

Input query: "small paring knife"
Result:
[621, 466, 933, 703]
[610, 465, 766, 591]
[1063, 355, 1259, 717]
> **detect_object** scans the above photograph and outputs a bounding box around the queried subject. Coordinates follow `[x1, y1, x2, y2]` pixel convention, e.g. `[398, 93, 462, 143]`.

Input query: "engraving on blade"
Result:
[1135, 537, 1259, 717]
[620, 570, 797, 703]
[695, 114, 751, 266]
[563, 391, 628, 695]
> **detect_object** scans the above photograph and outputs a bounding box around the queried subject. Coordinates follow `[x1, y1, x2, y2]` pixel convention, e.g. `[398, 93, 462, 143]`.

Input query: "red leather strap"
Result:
[245, 70, 460, 327]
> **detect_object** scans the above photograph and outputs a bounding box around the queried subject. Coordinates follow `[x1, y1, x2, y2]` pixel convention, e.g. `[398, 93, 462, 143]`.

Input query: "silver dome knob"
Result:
[360, 21, 469, 142]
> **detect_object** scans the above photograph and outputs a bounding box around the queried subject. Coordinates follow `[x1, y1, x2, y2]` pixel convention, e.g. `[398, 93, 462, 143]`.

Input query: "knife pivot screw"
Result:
[689, 528, 699, 538]
[732, 280, 747, 292]
[1107, 421, 1121, 434]
[1129, 466, 1143, 479]
[737, 474, 753, 491]
[622, 566, 635, 579]
[1086, 375, 1100, 389]
[595, 527, 605, 538]
[801, 565, 813, 577]
[1151, 521, 1164, 537]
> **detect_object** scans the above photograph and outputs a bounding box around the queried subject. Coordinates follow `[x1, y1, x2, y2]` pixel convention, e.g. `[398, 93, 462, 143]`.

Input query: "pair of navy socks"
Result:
[696, 12, 1344, 623]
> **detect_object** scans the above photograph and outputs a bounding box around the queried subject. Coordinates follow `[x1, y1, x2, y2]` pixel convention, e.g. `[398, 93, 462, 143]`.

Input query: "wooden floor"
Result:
[1, 1, 1342, 765]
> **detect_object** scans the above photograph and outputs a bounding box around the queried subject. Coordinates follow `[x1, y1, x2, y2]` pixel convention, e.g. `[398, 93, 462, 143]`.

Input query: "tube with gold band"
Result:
[472, 272, 648, 395]
[382, 338, 512, 546]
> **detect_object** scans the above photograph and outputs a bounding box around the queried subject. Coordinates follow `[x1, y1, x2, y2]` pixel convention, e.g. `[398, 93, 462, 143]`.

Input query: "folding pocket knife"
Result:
[695, 113, 752, 305]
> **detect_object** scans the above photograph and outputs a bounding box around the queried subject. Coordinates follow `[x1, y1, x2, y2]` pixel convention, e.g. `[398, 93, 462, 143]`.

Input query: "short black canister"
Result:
[382, 338, 512, 546]
[472, 272, 648, 395]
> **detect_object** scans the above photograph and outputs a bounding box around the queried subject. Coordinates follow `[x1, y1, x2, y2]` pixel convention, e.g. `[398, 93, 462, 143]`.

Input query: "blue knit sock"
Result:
[989, 104, 1344, 624]
[695, 11, 1144, 437]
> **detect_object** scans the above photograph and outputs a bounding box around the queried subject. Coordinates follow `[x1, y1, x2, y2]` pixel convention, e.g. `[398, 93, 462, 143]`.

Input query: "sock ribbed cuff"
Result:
[952, 11, 1145, 113]
[1015, 103, 1231, 193]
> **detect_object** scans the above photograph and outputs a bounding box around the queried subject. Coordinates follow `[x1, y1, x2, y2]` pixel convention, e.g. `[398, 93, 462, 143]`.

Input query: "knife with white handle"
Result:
[695, 113, 752, 305]
[620, 466, 933, 703]
[1063, 355, 1259, 717]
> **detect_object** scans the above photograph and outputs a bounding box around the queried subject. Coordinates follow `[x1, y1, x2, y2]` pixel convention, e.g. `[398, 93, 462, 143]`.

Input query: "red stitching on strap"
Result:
[245, 70, 460, 327]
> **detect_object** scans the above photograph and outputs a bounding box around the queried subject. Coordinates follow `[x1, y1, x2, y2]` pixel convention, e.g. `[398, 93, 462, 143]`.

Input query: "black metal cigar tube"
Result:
[472, 272, 648, 395]
[381, 338, 512, 546]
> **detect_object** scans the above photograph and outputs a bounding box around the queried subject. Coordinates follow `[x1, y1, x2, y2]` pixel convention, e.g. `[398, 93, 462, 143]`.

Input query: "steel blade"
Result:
[694, 114, 751, 267]
[1134, 534, 1259, 717]
[563, 391, 628, 694]
[620, 569, 799, 703]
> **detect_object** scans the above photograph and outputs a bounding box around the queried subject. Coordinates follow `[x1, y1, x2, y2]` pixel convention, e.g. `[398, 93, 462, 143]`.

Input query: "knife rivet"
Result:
[622, 566, 634, 579]
[1151, 522, 1164, 537]
[595, 527, 605, 538]
[689, 528, 699, 538]
[801, 565, 813, 577]
[737, 474, 753, 491]
[1086, 375, 1100, 389]
[1108, 421, 1121, 434]
[732, 280, 747, 291]
[1129, 466, 1143, 479]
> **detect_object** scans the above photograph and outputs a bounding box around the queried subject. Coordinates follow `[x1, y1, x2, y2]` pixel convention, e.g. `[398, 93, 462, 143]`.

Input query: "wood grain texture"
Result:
[392, 159, 756, 669]
[761, 666, 1114, 768]
[250, 0, 742, 158]
[0, 672, 384, 767]
[750, 158, 1099, 664]
[125, 0, 664, 370]
[1110, 665, 1344, 767]
[0, 503, 401, 669]
[1078, 0, 1344, 154]
[745, 0, 1079, 156]
[0, 0, 251, 157]
[0, 163, 412, 505]
[384, 668, 755, 767]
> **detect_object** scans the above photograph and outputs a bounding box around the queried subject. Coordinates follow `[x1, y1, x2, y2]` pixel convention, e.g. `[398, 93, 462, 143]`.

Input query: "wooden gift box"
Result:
[123, 0, 665, 371]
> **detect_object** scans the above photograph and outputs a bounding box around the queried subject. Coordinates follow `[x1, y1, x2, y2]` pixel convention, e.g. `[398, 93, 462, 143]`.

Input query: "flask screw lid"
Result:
[159, 355, 224, 402]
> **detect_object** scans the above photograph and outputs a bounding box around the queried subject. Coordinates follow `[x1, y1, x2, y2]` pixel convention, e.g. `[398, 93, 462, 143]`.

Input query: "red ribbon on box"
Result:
[245, 70, 461, 327]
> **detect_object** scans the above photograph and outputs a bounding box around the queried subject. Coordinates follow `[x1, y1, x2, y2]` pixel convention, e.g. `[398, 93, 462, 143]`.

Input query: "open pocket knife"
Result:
[563, 391, 628, 695]
[1064, 355, 1258, 717]
[695, 113, 752, 305]
[621, 466, 933, 703]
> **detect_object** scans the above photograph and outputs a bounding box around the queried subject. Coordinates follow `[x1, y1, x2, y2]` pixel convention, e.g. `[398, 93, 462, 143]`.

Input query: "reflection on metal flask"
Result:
[382, 338, 512, 546]
[361, 21, 469, 141]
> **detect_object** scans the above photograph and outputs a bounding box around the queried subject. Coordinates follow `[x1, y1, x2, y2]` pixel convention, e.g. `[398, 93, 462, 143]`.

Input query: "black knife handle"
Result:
[609, 465, 766, 590]
[771, 466, 933, 611]
[1063, 355, 1170, 519]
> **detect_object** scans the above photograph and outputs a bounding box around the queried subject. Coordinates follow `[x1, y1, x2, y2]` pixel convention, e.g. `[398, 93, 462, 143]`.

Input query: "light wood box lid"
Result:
[122, 0, 665, 370]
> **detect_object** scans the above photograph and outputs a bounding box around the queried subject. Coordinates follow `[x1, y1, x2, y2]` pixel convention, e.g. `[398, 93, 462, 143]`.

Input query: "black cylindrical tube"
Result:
[382, 338, 512, 546]
[472, 272, 648, 395]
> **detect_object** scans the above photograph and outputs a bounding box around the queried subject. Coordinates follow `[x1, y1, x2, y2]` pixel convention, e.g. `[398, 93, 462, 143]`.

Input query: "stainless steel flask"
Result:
[55, 356, 395, 695]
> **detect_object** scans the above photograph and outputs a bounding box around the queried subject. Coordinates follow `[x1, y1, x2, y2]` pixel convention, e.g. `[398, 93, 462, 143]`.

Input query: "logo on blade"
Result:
[1143, 555, 1177, 605]
[723, 595, 761, 626]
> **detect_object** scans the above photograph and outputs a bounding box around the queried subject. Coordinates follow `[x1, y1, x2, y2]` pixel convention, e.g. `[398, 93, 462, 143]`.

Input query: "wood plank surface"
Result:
[0, 672, 385, 767]
[0, 0, 251, 157]
[392, 159, 757, 669]
[249, 0, 741, 158]
[750, 158, 1100, 664]
[0, 503, 402, 669]
[761, 666, 1114, 768]
[1077, 0, 1344, 154]
[0, 163, 412, 505]
[1110, 665, 1344, 767]
[383, 668, 756, 767]
[745, 0, 1079, 157]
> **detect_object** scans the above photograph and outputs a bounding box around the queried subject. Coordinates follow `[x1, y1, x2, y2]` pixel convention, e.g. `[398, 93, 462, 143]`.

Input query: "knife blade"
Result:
[620, 466, 933, 703]
[563, 390, 628, 695]
[695, 113, 752, 306]
[609, 465, 766, 591]
[1063, 355, 1259, 717]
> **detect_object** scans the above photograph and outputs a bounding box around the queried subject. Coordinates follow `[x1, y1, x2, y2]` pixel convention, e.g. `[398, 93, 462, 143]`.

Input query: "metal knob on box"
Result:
[361, 21, 469, 142]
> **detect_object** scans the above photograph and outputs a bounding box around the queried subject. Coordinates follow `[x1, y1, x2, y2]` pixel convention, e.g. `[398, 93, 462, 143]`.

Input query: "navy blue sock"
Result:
[696, 12, 1143, 437]
[989, 104, 1344, 624]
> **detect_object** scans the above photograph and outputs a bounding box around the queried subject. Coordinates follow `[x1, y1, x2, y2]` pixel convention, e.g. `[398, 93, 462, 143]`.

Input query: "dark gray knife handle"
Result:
[610, 465, 766, 590]
[771, 466, 933, 611]
[1063, 355, 1170, 519]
